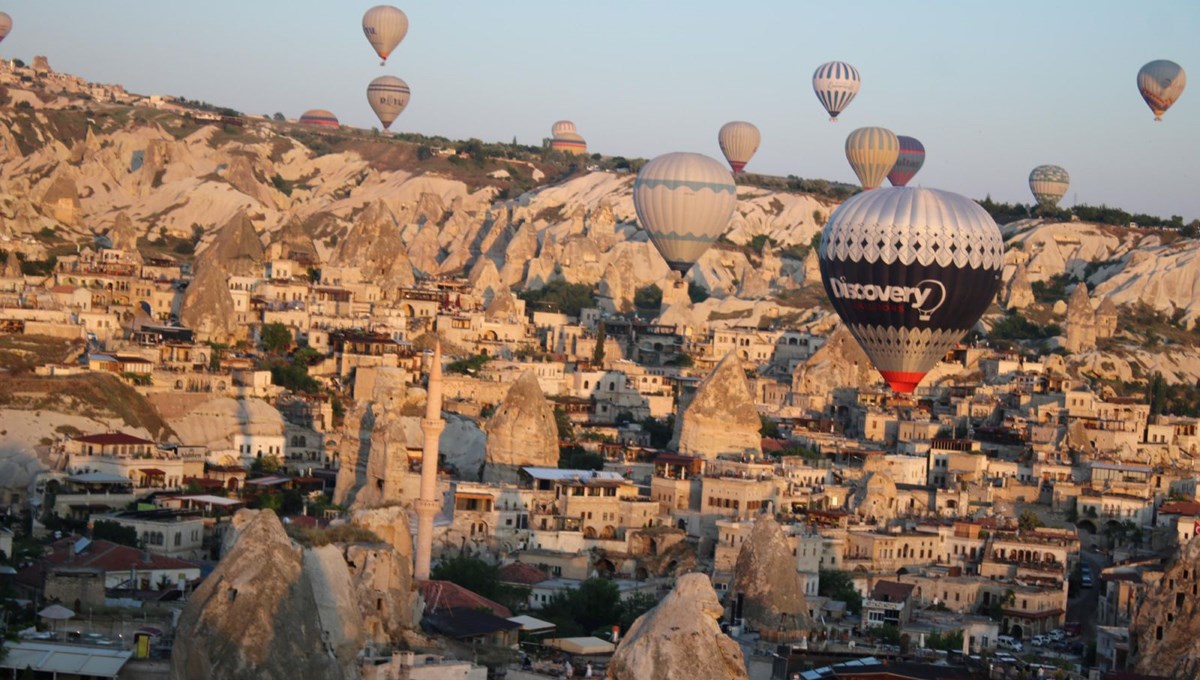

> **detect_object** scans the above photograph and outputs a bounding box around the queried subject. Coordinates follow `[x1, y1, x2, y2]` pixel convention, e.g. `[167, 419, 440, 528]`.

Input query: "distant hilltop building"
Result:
[549, 119, 588, 156]
[299, 109, 340, 128]
[31, 55, 51, 74]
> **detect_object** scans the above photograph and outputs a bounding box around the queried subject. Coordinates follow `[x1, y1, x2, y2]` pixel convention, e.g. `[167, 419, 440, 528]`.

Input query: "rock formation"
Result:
[196, 210, 265, 277]
[730, 515, 811, 636]
[482, 371, 559, 484]
[791, 324, 879, 397]
[1, 250, 21, 278]
[331, 201, 416, 290]
[1131, 536, 1200, 679]
[170, 510, 350, 680]
[673, 352, 761, 459]
[607, 573, 748, 680]
[106, 212, 140, 252]
[1064, 283, 1096, 353]
[1003, 263, 1035, 310]
[179, 262, 240, 343]
[333, 369, 425, 508]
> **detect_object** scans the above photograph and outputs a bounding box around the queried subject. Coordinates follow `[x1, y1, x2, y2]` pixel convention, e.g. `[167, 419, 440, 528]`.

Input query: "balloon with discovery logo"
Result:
[818, 187, 1005, 393]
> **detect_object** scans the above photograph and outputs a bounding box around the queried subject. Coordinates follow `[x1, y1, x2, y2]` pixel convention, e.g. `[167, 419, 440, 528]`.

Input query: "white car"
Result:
[1031, 635, 1048, 646]
[997, 635, 1024, 652]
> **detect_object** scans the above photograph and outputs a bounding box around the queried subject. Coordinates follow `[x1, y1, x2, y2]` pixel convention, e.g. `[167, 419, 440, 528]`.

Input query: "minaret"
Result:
[415, 342, 444, 580]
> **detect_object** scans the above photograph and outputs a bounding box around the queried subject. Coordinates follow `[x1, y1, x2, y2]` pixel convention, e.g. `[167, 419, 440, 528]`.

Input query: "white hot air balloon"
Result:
[633, 152, 738, 275]
[367, 76, 411, 130]
[0, 13, 12, 45]
[813, 61, 861, 122]
[362, 6, 409, 66]
[717, 121, 761, 174]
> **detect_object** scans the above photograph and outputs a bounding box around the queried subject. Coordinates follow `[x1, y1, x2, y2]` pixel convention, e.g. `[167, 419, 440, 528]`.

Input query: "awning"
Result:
[139, 468, 166, 476]
[507, 615, 556, 633]
[545, 637, 615, 655]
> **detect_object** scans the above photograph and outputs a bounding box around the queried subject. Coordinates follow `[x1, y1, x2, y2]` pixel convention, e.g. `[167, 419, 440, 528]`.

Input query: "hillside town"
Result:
[1, 49, 1200, 680]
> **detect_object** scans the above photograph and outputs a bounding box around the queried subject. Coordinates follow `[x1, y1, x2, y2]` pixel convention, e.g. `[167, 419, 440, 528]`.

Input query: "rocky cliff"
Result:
[170, 510, 350, 680]
[730, 515, 811, 636]
[1131, 537, 1200, 679]
[482, 371, 559, 483]
[673, 352, 761, 459]
[607, 573, 748, 680]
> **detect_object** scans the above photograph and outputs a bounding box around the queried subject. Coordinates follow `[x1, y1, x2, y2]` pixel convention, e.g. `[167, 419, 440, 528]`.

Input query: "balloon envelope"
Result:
[367, 76, 411, 129]
[1138, 59, 1186, 121]
[0, 13, 12, 44]
[717, 121, 761, 174]
[551, 120, 577, 137]
[813, 61, 861, 121]
[362, 6, 409, 65]
[633, 152, 737, 274]
[818, 187, 1005, 393]
[845, 127, 899, 190]
[1028, 165, 1069, 208]
[887, 136, 925, 187]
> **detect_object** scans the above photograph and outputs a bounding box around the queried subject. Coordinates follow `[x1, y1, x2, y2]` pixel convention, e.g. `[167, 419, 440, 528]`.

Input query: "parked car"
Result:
[1031, 635, 1048, 646]
[997, 635, 1024, 652]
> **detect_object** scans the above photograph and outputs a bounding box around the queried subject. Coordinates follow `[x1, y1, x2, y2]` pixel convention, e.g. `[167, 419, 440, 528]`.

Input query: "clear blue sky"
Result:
[5, 1, 1199, 219]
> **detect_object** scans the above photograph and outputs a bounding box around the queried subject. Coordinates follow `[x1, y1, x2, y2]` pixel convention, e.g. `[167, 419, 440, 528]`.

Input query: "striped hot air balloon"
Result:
[887, 136, 925, 187]
[633, 153, 738, 274]
[717, 121, 760, 174]
[362, 6, 409, 66]
[0, 13, 12, 44]
[845, 127, 899, 190]
[551, 120, 577, 137]
[549, 132, 588, 155]
[1028, 165, 1069, 208]
[819, 187, 1005, 393]
[813, 61, 861, 122]
[299, 109, 340, 128]
[1137, 60, 1186, 121]
[367, 76, 410, 130]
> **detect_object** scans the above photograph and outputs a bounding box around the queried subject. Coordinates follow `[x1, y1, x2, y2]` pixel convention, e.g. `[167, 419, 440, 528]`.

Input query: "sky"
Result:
[5, 1, 1200, 219]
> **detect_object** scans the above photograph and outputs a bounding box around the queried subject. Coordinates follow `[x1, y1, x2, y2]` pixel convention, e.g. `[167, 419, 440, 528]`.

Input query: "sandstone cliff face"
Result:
[179, 261, 240, 343]
[791, 324, 879, 397]
[730, 515, 811, 635]
[607, 573, 748, 680]
[195, 210, 265, 277]
[1131, 537, 1200, 679]
[170, 510, 350, 680]
[334, 380, 426, 508]
[482, 371, 559, 484]
[673, 352, 761, 459]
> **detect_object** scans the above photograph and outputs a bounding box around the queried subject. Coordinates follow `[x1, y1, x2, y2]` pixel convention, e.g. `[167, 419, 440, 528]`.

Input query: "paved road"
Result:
[1067, 549, 1110, 642]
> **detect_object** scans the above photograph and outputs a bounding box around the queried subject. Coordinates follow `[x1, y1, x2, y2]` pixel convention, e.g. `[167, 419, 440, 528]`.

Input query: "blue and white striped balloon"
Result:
[633, 153, 737, 274]
[813, 61, 861, 122]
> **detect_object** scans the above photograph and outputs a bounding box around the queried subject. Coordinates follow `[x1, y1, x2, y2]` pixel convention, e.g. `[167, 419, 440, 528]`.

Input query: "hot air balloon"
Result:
[813, 61, 861, 122]
[717, 121, 760, 174]
[362, 5, 408, 66]
[1028, 165, 1069, 208]
[818, 187, 1005, 393]
[551, 120, 577, 137]
[299, 109, 340, 128]
[633, 152, 737, 274]
[845, 127, 899, 190]
[367, 76, 410, 130]
[887, 136, 925, 187]
[0, 13, 12, 44]
[1137, 60, 1186, 121]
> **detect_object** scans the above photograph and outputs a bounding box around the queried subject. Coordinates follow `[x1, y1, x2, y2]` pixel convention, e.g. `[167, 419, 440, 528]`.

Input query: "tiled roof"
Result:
[417, 580, 511, 618]
[869, 580, 915, 603]
[498, 562, 551, 586]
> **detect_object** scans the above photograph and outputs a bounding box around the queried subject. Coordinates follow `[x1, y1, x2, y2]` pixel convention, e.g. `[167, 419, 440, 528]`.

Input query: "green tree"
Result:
[760, 414, 781, 439]
[687, 281, 709, 304]
[592, 323, 606, 365]
[1018, 510, 1044, 531]
[538, 579, 624, 637]
[92, 520, 139, 547]
[818, 570, 862, 615]
[518, 280, 596, 317]
[633, 284, 662, 312]
[617, 591, 659, 633]
[559, 445, 604, 471]
[260, 323, 293, 354]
